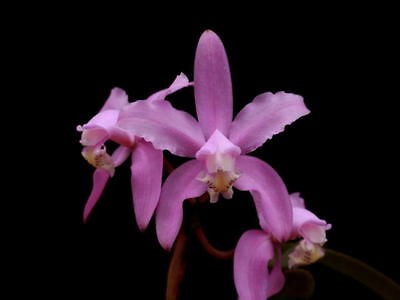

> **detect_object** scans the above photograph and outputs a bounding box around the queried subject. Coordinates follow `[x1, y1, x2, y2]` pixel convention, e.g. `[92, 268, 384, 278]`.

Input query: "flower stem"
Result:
[166, 230, 189, 300]
[191, 216, 234, 260]
[320, 249, 400, 300]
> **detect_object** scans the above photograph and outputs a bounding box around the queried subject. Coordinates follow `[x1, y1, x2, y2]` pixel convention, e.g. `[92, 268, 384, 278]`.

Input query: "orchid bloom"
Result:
[77, 74, 190, 229]
[119, 30, 310, 249]
[233, 193, 331, 300]
[288, 192, 332, 268]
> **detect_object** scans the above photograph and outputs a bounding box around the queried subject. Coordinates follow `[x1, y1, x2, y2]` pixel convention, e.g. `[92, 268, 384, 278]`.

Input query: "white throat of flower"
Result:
[288, 239, 325, 269]
[81, 145, 115, 176]
[198, 165, 240, 203]
[196, 130, 241, 203]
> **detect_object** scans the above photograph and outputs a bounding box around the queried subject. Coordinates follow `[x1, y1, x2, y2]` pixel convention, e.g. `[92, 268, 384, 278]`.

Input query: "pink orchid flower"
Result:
[119, 30, 310, 249]
[234, 193, 331, 300]
[288, 192, 332, 268]
[77, 74, 190, 229]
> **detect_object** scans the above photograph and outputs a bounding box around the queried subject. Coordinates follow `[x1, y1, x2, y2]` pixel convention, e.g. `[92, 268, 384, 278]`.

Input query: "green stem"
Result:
[166, 230, 188, 300]
[320, 249, 400, 300]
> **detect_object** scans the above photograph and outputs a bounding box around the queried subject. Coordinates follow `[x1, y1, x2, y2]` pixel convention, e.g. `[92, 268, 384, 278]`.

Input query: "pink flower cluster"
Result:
[77, 30, 331, 299]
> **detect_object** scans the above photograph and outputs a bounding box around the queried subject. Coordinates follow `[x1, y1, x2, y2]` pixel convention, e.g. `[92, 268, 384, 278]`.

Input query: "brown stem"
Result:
[320, 249, 400, 300]
[163, 157, 233, 300]
[191, 217, 234, 260]
[166, 230, 189, 300]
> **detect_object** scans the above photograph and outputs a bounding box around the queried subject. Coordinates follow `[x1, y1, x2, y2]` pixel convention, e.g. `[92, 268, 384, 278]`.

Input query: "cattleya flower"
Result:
[234, 193, 331, 300]
[119, 30, 310, 249]
[77, 74, 190, 229]
[288, 192, 331, 268]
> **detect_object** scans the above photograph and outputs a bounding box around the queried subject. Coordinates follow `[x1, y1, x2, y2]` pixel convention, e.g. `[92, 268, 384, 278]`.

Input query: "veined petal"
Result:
[147, 73, 191, 102]
[194, 30, 233, 138]
[234, 230, 283, 300]
[156, 160, 207, 250]
[119, 100, 205, 157]
[229, 92, 310, 153]
[130, 140, 163, 231]
[83, 146, 131, 222]
[292, 207, 331, 244]
[100, 87, 129, 111]
[234, 156, 292, 241]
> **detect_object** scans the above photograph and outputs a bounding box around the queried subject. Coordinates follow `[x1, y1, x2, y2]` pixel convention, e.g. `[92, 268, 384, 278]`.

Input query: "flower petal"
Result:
[147, 73, 191, 102]
[195, 130, 241, 173]
[290, 192, 305, 208]
[83, 146, 131, 222]
[234, 230, 283, 300]
[77, 110, 120, 146]
[234, 155, 292, 241]
[130, 140, 163, 231]
[156, 160, 207, 250]
[194, 30, 233, 138]
[292, 207, 331, 244]
[100, 87, 129, 111]
[229, 92, 310, 153]
[267, 249, 285, 297]
[196, 130, 241, 159]
[83, 169, 110, 223]
[119, 100, 205, 157]
[108, 126, 135, 147]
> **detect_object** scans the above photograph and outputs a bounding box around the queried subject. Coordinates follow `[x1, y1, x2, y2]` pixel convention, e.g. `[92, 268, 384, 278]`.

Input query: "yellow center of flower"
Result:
[199, 170, 239, 203]
[209, 170, 234, 193]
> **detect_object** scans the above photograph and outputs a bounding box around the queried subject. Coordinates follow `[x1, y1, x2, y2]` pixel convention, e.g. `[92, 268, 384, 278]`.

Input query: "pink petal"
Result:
[83, 146, 131, 222]
[195, 130, 241, 172]
[119, 100, 205, 157]
[292, 207, 331, 244]
[234, 230, 284, 300]
[229, 92, 310, 153]
[196, 130, 241, 159]
[290, 192, 305, 208]
[234, 155, 292, 242]
[111, 146, 132, 165]
[84, 109, 120, 129]
[78, 127, 108, 147]
[130, 141, 163, 231]
[108, 126, 135, 147]
[77, 110, 120, 146]
[267, 249, 285, 297]
[147, 73, 191, 102]
[156, 160, 207, 250]
[194, 30, 233, 139]
[100, 87, 129, 111]
[83, 169, 110, 222]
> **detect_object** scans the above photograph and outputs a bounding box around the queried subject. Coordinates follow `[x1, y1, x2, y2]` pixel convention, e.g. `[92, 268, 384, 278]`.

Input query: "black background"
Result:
[14, 4, 398, 299]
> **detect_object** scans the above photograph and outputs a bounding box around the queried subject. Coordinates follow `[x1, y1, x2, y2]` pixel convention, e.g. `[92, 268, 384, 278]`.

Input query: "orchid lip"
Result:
[81, 145, 115, 176]
[288, 239, 326, 269]
[198, 170, 240, 203]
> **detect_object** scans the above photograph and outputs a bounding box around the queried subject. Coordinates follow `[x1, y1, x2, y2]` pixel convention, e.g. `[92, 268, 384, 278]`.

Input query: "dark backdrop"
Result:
[17, 4, 397, 299]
